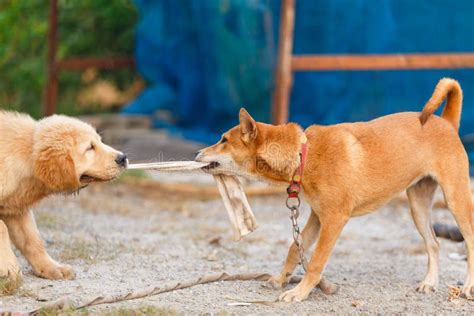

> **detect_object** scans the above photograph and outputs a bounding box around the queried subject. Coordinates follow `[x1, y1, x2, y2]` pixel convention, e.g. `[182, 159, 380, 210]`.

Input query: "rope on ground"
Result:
[29, 272, 338, 314]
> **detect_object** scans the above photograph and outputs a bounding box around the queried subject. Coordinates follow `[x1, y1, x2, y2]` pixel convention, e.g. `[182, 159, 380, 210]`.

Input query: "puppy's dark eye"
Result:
[87, 143, 95, 151]
[221, 137, 228, 144]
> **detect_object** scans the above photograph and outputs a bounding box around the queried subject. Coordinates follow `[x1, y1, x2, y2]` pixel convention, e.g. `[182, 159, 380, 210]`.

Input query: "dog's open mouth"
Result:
[80, 174, 110, 183]
[202, 161, 220, 171]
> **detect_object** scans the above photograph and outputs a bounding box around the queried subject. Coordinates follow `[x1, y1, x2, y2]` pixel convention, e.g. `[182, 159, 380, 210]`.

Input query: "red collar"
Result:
[287, 133, 308, 198]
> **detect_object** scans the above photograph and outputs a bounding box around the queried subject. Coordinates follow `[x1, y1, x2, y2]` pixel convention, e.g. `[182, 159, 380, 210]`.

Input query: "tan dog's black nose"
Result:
[115, 153, 127, 167]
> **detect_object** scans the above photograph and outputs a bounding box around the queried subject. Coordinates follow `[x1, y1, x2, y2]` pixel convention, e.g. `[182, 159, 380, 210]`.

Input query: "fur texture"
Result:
[196, 78, 474, 301]
[0, 111, 126, 292]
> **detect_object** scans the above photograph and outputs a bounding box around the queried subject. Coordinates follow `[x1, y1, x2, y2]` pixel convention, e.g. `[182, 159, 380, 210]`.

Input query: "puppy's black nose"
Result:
[115, 153, 127, 167]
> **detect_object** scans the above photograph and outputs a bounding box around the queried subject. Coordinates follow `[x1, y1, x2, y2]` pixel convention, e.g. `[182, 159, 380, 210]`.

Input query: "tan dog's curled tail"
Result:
[419, 78, 463, 130]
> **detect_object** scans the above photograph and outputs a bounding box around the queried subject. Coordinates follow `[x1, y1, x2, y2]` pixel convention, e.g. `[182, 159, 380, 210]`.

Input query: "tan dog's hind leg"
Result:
[439, 175, 474, 298]
[268, 211, 321, 288]
[3, 211, 75, 280]
[0, 219, 22, 294]
[407, 177, 439, 293]
[279, 211, 348, 302]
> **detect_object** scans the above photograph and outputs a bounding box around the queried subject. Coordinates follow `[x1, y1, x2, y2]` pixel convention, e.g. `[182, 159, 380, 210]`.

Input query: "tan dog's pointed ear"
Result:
[34, 146, 79, 191]
[239, 108, 257, 143]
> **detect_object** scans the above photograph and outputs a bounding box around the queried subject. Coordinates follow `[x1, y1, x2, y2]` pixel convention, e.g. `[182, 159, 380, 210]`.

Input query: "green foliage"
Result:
[118, 169, 151, 181]
[0, 0, 138, 118]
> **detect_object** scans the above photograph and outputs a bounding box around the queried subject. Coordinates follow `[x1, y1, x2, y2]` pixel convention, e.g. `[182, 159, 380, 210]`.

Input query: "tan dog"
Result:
[196, 78, 474, 301]
[0, 111, 126, 292]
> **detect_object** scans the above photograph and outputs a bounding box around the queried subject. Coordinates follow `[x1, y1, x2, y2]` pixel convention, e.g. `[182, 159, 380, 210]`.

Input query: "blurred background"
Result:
[0, 0, 138, 117]
[2, 1, 474, 151]
[2, 1, 474, 313]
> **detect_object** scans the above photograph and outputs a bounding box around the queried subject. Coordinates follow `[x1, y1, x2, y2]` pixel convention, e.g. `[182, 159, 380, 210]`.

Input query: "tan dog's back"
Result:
[305, 111, 465, 215]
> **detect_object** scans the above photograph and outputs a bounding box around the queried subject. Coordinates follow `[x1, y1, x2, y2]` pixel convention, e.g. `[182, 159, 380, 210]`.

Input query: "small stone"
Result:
[351, 300, 364, 308]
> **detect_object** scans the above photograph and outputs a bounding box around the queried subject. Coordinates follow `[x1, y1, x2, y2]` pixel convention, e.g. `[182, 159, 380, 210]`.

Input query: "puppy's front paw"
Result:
[278, 285, 310, 302]
[35, 263, 75, 280]
[0, 258, 22, 295]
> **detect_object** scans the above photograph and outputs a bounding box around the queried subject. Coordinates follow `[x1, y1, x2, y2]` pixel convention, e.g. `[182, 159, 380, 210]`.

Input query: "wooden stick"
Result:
[127, 162, 260, 240]
[29, 272, 338, 314]
[127, 161, 209, 171]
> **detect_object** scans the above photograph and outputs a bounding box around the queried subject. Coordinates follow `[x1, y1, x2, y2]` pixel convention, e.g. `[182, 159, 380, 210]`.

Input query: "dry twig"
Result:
[29, 272, 338, 314]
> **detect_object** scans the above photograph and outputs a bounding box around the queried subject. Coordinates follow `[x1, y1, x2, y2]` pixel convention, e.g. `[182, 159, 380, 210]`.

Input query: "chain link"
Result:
[286, 136, 308, 272]
[287, 198, 308, 272]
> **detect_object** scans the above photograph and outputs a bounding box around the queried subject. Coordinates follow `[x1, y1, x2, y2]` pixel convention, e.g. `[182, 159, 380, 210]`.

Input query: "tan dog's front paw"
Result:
[278, 285, 311, 302]
[461, 284, 474, 299]
[416, 281, 437, 293]
[266, 274, 290, 289]
[0, 258, 22, 295]
[34, 262, 75, 280]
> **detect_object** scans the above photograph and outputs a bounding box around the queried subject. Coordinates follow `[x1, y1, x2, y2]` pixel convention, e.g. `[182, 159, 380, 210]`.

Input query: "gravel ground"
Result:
[1, 175, 473, 314]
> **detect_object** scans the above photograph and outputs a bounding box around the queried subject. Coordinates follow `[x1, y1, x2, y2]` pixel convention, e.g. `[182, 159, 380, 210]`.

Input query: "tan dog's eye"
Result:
[86, 143, 95, 151]
[221, 137, 228, 144]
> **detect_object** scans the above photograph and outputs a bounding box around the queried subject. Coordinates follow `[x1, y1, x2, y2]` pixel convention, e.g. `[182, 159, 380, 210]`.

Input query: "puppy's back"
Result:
[0, 111, 37, 201]
[0, 111, 36, 143]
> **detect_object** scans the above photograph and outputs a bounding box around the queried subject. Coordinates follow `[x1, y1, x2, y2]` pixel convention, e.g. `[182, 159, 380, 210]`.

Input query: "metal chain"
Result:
[287, 197, 308, 272]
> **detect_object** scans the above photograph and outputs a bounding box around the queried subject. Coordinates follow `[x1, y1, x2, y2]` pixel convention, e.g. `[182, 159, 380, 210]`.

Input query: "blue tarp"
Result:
[124, 0, 474, 168]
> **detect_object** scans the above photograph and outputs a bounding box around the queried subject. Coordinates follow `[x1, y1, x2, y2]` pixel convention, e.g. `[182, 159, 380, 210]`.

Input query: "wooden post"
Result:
[271, 0, 295, 125]
[43, 0, 58, 117]
[291, 53, 474, 71]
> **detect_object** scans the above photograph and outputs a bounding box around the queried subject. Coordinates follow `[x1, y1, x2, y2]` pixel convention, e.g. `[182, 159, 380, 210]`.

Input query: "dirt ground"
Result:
[0, 170, 473, 315]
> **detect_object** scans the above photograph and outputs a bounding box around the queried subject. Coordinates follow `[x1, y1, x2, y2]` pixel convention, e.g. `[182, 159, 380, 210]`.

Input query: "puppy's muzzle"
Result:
[115, 153, 128, 167]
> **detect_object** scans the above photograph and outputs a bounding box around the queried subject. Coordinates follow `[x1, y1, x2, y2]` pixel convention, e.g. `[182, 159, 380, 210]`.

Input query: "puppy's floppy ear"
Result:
[34, 145, 79, 191]
[239, 108, 257, 143]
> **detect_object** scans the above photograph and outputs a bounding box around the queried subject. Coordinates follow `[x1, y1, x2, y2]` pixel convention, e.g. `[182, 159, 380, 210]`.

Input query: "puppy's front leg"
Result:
[0, 219, 22, 293]
[279, 212, 348, 302]
[3, 210, 75, 280]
